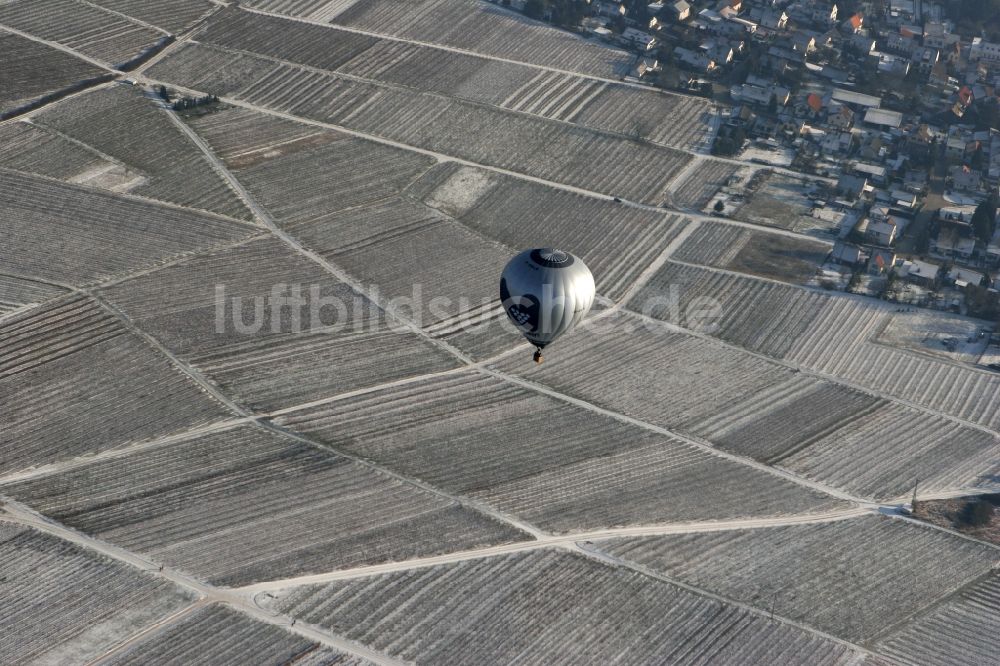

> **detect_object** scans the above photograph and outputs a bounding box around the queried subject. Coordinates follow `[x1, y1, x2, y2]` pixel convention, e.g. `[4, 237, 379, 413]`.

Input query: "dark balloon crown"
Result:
[530, 248, 574, 268]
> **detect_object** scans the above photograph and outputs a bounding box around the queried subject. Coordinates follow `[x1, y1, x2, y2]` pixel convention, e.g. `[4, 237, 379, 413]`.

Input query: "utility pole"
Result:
[911, 477, 919, 513]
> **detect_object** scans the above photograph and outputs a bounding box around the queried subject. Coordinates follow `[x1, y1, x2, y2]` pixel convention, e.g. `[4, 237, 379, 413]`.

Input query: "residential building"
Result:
[863, 108, 903, 129]
[971, 38, 1000, 64]
[900, 259, 940, 285]
[864, 218, 897, 245]
[622, 28, 657, 50]
[950, 165, 983, 192]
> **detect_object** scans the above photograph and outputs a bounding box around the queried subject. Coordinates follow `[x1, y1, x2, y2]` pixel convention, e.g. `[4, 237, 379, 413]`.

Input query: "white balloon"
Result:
[500, 249, 595, 359]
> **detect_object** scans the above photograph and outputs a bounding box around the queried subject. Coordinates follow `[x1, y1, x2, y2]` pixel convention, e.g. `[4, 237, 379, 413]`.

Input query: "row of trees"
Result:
[971, 195, 999, 244]
[521, 0, 588, 28]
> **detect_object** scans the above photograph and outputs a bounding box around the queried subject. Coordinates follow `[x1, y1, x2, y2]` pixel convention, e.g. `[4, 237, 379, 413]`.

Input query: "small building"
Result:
[903, 170, 928, 193]
[950, 165, 983, 193]
[970, 38, 1000, 64]
[806, 92, 824, 115]
[598, 1, 627, 17]
[863, 108, 903, 129]
[792, 33, 817, 53]
[831, 88, 881, 109]
[675, 47, 716, 71]
[832, 240, 865, 265]
[666, 0, 691, 21]
[837, 174, 869, 199]
[891, 190, 918, 209]
[864, 218, 898, 245]
[828, 105, 854, 129]
[940, 205, 978, 224]
[844, 13, 863, 33]
[853, 162, 887, 184]
[622, 28, 657, 50]
[877, 52, 911, 77]
[868, 248, 896, 274]
[932, 226, 975, 261]
[948, 267, 986, 289]
[900, 259, 941, 286]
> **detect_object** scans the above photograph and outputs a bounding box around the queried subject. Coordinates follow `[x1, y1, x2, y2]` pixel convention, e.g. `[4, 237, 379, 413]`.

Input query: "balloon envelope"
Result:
[499, 248, 596, 349]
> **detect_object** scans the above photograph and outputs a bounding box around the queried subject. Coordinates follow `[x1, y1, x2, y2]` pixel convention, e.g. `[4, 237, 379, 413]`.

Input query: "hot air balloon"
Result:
[500, 248, 596, 363]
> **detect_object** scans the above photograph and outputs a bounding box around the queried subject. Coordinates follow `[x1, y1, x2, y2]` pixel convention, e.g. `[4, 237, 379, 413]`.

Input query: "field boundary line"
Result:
[867, 565, 1000, 647]
[476, 364, 871, 505]
[0, 22, 119, 71]
[0, 163, 263, 233]
[160, 104, 476, 365]
[141, 74, 829, 246]
[234, 5, 837, 186]
[0, 417, 252, 486]
[72, 0, 170, 36]
[85, 600, 209, 666]
[573, 542, 878, 660]
[236, 506, 871, 592]
[0, 500, 403, 665]
[257, 418, 546, 539]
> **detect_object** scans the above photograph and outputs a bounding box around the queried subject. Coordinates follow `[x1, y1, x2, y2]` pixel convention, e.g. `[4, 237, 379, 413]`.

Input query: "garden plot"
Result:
[103, 604, 370, 665]
[0, 295, 232, 475]
[193, 324, 461, 412]
[0, 0, 165, 67]
[781, 401, 1000, 501]
[33, 86, 252, 220]
[0, 169, 254, 287]
[0, 31, 106, 117]
[597, 514, 1000, 643]
[0, 522, 195, 665]
[414, 163, 688, 300]
[2, 424, 528, 587]
[188, 109, 435, 226]
[734, 173, 825, 235]
[246, 0, 368, 22]
[329, 0, 635, 79]
[876, 570, 1000, 666]
[570, 84, 714, 150]
[670, 159, 740, 210]
[263, 549, 864, 664]
[628, 261, 830, 358]
[494, 310, 798, 436]
[183, 104, 320, 160]
[672, 221, 753, 266]
[873, 308, 991, 364]
[145, 42, 282, 97]
[816, 341, 1000, 432]
[673, 224, 830, 285]
[84, 0, 217, 36]
[275, 371, 844, 534]
[366, 40, 539, 105]
[0, 275, 66, 317]
[728, 231, 831, 284]
[0, 121, 121, 184]
[690, 378, 878, 464]
[289, 197, 511, 325]
[783, 292, 894, 369]
[197, 7, 379, 72]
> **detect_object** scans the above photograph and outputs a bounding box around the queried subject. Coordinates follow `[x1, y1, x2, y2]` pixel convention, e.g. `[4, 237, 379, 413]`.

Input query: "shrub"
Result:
[960, 500, 995, 527]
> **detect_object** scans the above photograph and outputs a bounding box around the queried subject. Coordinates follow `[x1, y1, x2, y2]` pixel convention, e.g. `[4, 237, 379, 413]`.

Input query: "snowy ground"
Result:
[875, 308, 992, 364]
